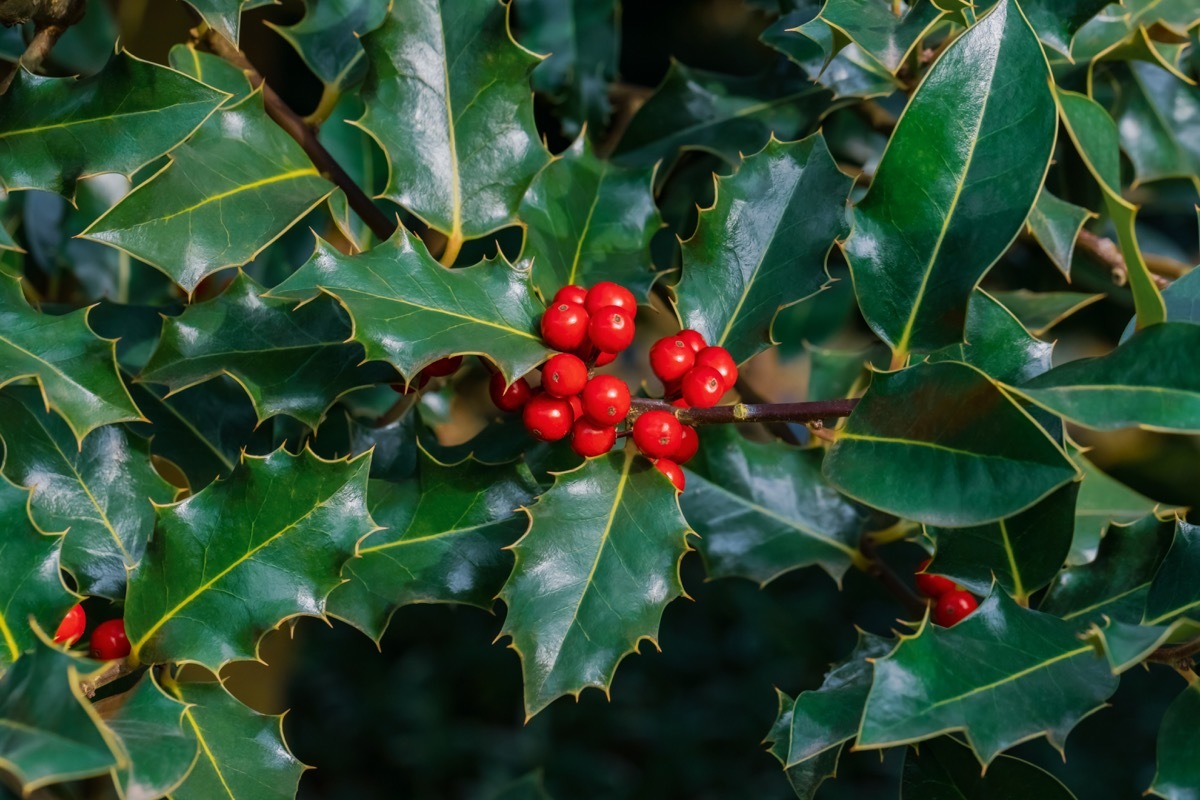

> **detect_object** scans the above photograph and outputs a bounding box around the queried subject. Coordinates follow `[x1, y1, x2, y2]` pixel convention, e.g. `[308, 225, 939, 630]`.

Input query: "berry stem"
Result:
[627, 397, 859, 426]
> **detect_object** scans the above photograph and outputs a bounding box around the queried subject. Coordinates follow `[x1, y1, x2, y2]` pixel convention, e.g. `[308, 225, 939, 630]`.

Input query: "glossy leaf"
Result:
[267, 0, 388, 93]
[125, 448, 376, 670]
[268, 231, 553, 385]
[1123, 268, 1200, 341]
[183, 0, 276, 45]
[1022, 0, 1112, 56]
[762, 10, 901, 101]
[0, 388, 175, 599]
[992, 290, 1105, 337]
[844, 0, 1057, 355]
[1150, 682, 1200, 800]
[927, 291, 1053, 384]
[168, 43, 254, 103]
[498, 449, 692, 719]
[0, 53, 223, 197]
[803, 0, 945, 73]
[682, 426, 867, 585]
[858, 589, 1119, 764]
[1027, 190, 1094, 278]
[673, 136, 852, 364]
[95, 674, 197, 800]
[1087, 616, 1199, 673]
[1068, 446, 1165, 564]
[824, 361, 1078, 526]
[1111, 62, 1200, 189]
[1144, 521, 1200, 627]
[901, 735, 1078, 799]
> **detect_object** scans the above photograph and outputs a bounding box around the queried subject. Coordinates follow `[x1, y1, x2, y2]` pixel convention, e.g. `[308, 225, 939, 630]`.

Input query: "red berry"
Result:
[391, 374, 429, 394]
[581, 375, 631, 424]
[681, 365, 725, 408]
[90, 619, 130, 660]
[489, 373, 532, 412]
[662, 377, 682, 400]
[554, 284, 588, 306]
[654, 458, 686, 492]
[672, 425, 699, 463]
[915, 558, 957, 598]
[523, 393, 573, 441]
[568, 395, 584, 421]
[585, 281, 636, 315]
[542, 353, 588, 398]
[932, 590, 978, 627]
[678, 329, 706, 353]
[695, 346, 738, 391]
[541, 302, 590, 351]
[53, 604, 86, 646]
[671, 397, 689, 408]
[633, 410, 683, 458]
[570, 419, 616, 457]
[588, 306, 635, 353]
[595, 351, 617, 367]
[421, 356, 463, 378]
[649, 336, 696, 382]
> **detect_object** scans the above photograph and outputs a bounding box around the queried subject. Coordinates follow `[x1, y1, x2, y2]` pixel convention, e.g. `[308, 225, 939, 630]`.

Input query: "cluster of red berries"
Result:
[916, 559, 978, 627]
[52, 603, 130, 660]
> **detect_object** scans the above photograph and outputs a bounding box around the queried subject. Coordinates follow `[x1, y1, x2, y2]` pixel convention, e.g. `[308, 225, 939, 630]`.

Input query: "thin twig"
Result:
[0, 0, 84, 94]
[860, 533, 926, 618]
[732, 378, 808, 445]
[1147, 636, 1200, 668]
[628, 396, 859, 427]
[81, 661, 136, 698]
[1076, 229, 1170, 290]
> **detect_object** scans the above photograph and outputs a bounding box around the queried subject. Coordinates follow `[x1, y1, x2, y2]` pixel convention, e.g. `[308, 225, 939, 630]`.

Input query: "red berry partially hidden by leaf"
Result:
[581, 375, 631, 424]
[588, 306, 635, 353]
[677, 329, 706, 353]
[585, 281, 636, 315]
[391, 374, 430, 394]
[421, 356, 463, 377]
[649, 336, 696, 382]
[695, 346, 738, 390]
[915, 558, 956, 598]
[523, 393, 573, 441]
[681, 365, 725, 408]
[541, 302, 590, 352]
[672, 425, 699, 463]
[568, 395, 584, 421]
[932, 590, 978, 627]
[53, 604, 86, 646]
[654, 458, 686, 492]
[542, 353, 588, 398]
[570, 419, 616, 457]
[489, 373, 531, 412]
[554, 284, 588, 306]
[633, 410, 683, 458]
[90, 619, 130, 660]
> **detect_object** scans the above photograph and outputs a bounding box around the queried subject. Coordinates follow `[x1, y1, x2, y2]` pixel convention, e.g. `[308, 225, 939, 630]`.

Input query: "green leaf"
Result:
[1123, 268, 1200, 341]
[901, 735, 1078, 799]
[762, 10, 901, 101]
[1026, 190, 1095, 278]
[268, 231, 553, 385]
[95, 674, 197, 800]
[139, 272, 396, 429]
[1150, 682, 1200, 800]
[1022, 0, 1112, 56]
[991, 290, 1105, 337]
[802, 0, 946, 74]
[672, 136, 853, 364]
[927, 291, 1053, 384]
[1017, 323, 1200, 432]
[489, 770, 555, 800]
[498, 449, 692, 719]
[125, 448, 376, 670]
[81, 91, 334, 293]
[329, 454, 537, 641]
[0, 53, 224, 197]
[681, 426, 866, 585]
[1073, 0, 1198, 85]
[1086, 616, 1198, 673]
[167, 680, 306, 800]
[1068, 446, 1165, 564]
[0, 388, 175, 599]
[824, 361, 1077, 526]
[1110, 62, 1200, 190]
[267, 0, 388, 94]
[1144, 521, 1200, 627]
[518, 134, 662, 302]
[805, 342, 876, 401]
[357, 0, 548, 257]
[858, 588, 1119, 764]
[844, 0, 1057, 356]
[168, 43, 254, 103]
[183, 0, 276, 45]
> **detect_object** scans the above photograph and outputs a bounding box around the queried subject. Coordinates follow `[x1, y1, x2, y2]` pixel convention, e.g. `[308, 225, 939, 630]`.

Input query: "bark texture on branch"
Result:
[628, 397, 859, 426]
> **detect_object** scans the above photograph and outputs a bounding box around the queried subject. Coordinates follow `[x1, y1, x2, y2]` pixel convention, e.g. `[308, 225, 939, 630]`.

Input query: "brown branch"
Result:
[732, 378, 807, 445]
[0, 0, 84, 94]
[628, 396, 859, 427]
[1147, 636, 1200, 668]
[1076, 229, 1170, 290]
[81, 661, 136, 698]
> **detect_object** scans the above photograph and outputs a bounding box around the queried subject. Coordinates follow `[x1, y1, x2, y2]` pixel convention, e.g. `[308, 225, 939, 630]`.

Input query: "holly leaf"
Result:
[672, 135, 853, 364]
[267, 0, 388, 94]
[1022, 0, 1112, 57]
[927, 291, 1054, 385]
[1123, 268, 1200, 341]
[762, 10, 901, 101]
[824, 361, 1078, 526]
[94, 674, 197, 800]
[901, 735, 1079, 799]
[183, 0, 277, 45]
[81, 90, 334, 293]
[267, 230, 553, 385]
[1068, 445, 1165, 564]
[858, 588, 1119, 764]
[329, 453, 537, 641]
[991, 290, 1105, 337]
[357, 0, 548, 257]
[1150, 683, 1200, 800]
[1143, 521, 1200, 628]
[1110, 62, 1200, 190]
[796, 0, 945, 74]
[519, 134, 662, 302]
[0, 388, 175, 600]
[168, 43, 254, 104]
[124, 448, 377, 670]
[167, 680, 306, 800]
[139, 272, 397, 429]
[843, 0, 1056, 355]
[498, 449, 693, 719]
[0, 53, 224, 197]
[1026, 190, 1095, 278]
[681, 426, 867, 585]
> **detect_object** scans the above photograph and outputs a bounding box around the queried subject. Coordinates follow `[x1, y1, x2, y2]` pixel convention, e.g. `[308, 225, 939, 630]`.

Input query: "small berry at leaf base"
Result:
[53, 604, 86, 646]
[582, 375, 631, 424]
[654, 458, 686, 492]
[681, 365, 725, 408]
[932, 590, 978, 627]
[542, 353, 588, 398]
[633, 410, 683, 458]
[421, 356, 463, 377]
[489, 373, 532, 413]
[90, 619, 130, 660]
[595, 350, 617, 367]
[554, 284, 588, 306]
[541, 302, 590, 351]
[695, 346, 738, 391]
[677, 329, 706, 353]
[523, 393, 573, 441]
[570, 418, 616, 457]
[568, 395, 584, 421]
[585, 281, 636, 315]
[649, 336, 696, 382]
[672, 425, 699, 463]
[588, 306, 635, 353]
[391, 373, 430, 394]
[915, 558, 956, 598]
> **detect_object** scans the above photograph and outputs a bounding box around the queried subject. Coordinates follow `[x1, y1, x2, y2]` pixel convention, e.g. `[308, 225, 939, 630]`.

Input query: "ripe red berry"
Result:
[554, 284, 588, 306]
[568, 395, 584, 421]
[541, 302, 590, 351]
[581, 375, 631, 425]
[542, 353, 588, 398]
[523, 393, 573, 441]
[915, 558, 957, 598]
[90, 619, 130, 660]
[570, 418, 616, 457]
[53, 603, 86, 646]
[672, 425, 699, 463]
[677, 329, 707, 353]
[681, 365, 725, 408]
[588, 306, 635, 353]
[695, 346, 738, 391]
[633, 410, 683, 458]
[421, 356, 463, 378]
[489, 373, 531, 412]
[585, 281, 636, 315]
[654, 458, 686, 492]
[595, 351, 617, 367]
[649, 336, 696, 383]
[932, 590, 978, 627]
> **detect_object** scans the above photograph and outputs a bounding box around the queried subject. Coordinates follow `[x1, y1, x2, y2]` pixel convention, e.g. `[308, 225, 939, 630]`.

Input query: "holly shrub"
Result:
[1, 0, 1199, 797]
